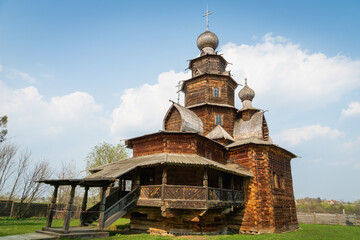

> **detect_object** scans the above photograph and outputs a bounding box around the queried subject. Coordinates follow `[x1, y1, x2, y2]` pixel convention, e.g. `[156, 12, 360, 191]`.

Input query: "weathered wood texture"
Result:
[129, 206, 231, 235]
[191, 105, 236, 136]
[297, 212, 348, 225]
[190, 55, 227, 77]
[226, 145, 298, 233]
[184, 74, 236, 108]
[164, 108, 182, 131]
[131, 133, 225, 164]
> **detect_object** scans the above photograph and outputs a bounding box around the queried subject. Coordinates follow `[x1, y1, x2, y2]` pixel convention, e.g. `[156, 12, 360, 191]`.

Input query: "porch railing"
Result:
[139, 185, 243, 202]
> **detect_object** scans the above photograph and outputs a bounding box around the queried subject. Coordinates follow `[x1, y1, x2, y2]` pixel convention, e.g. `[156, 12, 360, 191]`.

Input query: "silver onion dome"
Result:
[238, 81, 255, 102]
[196, 30, 219, 54]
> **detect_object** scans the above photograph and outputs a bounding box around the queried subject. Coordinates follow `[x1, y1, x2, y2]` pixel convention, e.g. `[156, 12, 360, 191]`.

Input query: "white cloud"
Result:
[110, 70, 190, 138]
[0, 81, 104, 137]
[221, 33, 360, 108]
[275, 124, 343, 146]
[341, 101, 360, 118]
[6, 69, 37, 84]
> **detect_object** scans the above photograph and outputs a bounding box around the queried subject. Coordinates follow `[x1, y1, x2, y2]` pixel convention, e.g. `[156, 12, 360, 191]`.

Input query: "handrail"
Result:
[139, 185, 244, 202]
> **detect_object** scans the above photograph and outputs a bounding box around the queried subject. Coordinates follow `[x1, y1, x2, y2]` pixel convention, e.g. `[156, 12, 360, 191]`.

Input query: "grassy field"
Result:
[0, 217, 359, 239]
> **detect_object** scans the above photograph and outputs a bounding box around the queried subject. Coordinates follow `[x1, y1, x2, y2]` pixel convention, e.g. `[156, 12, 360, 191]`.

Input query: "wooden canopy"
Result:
[87, 153, 253, 180]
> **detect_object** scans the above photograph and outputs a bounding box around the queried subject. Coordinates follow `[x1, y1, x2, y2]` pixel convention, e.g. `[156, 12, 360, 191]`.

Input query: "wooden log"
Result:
[79, 186, 89, 226]
[97, 185, 108, 229]
[46, 185, 59, 228]
[63, 185, 76, 231]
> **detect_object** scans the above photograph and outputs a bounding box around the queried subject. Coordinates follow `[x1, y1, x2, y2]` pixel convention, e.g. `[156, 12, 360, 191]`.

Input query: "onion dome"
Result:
[238, 79, 255, 102]
[197, 30, 219, 54]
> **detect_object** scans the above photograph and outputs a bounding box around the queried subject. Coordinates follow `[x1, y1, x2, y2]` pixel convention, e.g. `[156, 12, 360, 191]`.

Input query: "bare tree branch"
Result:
[0, 143, 18, 193]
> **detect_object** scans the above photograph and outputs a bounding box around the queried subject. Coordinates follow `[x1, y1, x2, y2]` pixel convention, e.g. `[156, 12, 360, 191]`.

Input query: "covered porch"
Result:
[137, 165, 245, 209]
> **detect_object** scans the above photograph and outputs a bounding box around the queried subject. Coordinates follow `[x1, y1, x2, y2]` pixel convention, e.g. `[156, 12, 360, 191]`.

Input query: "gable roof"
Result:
[86, 153, 253, 180]
[233, 111, 267, 141]
[206, 125, 234, 141]
[163, 102, 203, 134]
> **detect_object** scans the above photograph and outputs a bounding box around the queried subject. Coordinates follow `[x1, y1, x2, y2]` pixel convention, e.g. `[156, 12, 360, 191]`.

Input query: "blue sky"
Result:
[0, 0, 360, 201]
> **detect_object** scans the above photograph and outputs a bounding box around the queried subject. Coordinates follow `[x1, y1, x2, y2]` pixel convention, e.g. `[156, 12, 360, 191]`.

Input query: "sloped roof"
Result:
[206, 125, 234, 141]
[86, 153, 253, 180]
[163, 102, 203, 134]
[233, 111, 265, 141]
[225, 138, 297, 158]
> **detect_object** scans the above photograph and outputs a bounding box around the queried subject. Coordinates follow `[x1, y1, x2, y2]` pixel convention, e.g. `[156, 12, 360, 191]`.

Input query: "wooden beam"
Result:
[97, 185, 108, 229]
[63, 184, 76, 231]
[203, 168, 208, 201]
[79, 186, 89, 226]
[161, 167, 167, 200]
[231, 176, 234, 202]
[218, 172, 223, 201]
[46, 185, 58, 228]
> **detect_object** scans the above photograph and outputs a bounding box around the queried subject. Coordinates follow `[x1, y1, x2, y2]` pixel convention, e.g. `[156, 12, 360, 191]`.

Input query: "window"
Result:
[206, 152, 212, 160]
[213, 87, 220, 97]
[215, 115, 222, 125]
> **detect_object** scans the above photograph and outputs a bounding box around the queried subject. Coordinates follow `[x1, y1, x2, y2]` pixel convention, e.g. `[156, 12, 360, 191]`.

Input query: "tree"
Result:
[86, 142, 130, 170]
[0, 115, 8, 143]
[16, 159, 52, 217]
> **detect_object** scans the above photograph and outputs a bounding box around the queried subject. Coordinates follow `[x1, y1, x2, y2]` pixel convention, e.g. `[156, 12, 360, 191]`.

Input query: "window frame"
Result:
[213, 87, 220, 97]
[215, 114, 222, 125]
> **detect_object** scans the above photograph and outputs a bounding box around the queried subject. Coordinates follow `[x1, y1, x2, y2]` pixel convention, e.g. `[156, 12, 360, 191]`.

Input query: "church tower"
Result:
[181, 29, 238, 137]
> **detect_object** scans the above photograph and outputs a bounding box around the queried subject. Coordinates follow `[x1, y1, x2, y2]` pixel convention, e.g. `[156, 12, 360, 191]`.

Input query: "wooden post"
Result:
[161, 167, 167, 200]
[46, 185, 59, 228]
[97, 185, 108, 229]
[203, 168, 208, 201]
[118, 178, 123, 198]
[230, 176, 234, 202]
[136, 168, 141, 188]
[218, 172, 223, 200]
[63, 185, 76, 231]
[336, 213, 339, 225]
[79, 186, 89, 226]
[313, 212, 317, 224]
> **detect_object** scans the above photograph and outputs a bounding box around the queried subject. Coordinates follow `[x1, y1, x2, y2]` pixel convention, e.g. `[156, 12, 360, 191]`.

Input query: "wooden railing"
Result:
[140, 185, 244, 202]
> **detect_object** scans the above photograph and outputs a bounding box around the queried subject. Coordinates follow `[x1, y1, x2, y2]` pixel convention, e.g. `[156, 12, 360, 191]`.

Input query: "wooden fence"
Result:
[0, 200, 80, 218]
[297, 212, 359, 226]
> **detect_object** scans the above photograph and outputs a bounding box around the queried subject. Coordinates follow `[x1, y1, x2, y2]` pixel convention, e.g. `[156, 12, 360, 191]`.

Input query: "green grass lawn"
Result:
[0, 217, 359, 239]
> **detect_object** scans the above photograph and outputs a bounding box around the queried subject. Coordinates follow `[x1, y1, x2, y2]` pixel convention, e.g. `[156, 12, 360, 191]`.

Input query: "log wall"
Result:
[130, 207, 229, 235]
[131, 133, 225, 164]
[184, 75, 236, 108]
[226, 145, 299, 233]
[191, 105, 236, 136]
[164, 108, 181, 131]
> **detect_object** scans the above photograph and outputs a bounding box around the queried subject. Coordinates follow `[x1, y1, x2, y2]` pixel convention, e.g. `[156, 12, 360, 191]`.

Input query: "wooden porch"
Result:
[137, 185, 244, 209]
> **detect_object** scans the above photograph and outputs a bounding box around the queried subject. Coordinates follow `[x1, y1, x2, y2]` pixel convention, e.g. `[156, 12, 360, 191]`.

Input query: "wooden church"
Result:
[39, 20, 298, 237]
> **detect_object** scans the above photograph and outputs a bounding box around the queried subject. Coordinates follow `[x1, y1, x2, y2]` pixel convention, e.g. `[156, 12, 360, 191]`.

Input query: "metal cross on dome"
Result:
[202, 7, 213, 31]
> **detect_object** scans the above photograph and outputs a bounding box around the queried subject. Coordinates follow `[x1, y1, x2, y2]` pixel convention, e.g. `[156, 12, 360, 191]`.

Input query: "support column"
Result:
[231, 176, 234, 202]
[203, 168, 208, 201]
[161, 167, 167, 200]
[63, 185, 76, 231]
[97, 185, 108, 229]
[136, 168, 141, 188]
[46, 185, 59, 228]
[118, 178, 123, 199]
[218, 172, 223, 200]
[79, 186, 89, 226]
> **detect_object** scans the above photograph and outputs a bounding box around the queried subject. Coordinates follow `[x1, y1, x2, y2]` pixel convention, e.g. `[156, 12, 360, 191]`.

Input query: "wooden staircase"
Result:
[81, 188, 139, 228]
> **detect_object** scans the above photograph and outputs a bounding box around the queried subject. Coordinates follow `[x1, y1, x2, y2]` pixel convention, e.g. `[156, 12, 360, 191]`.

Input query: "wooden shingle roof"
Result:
[86, 153, 253, 180]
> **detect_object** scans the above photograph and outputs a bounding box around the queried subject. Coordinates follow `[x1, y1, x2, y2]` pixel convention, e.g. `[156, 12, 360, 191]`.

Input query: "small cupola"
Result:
[238, 78, 255, 109]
